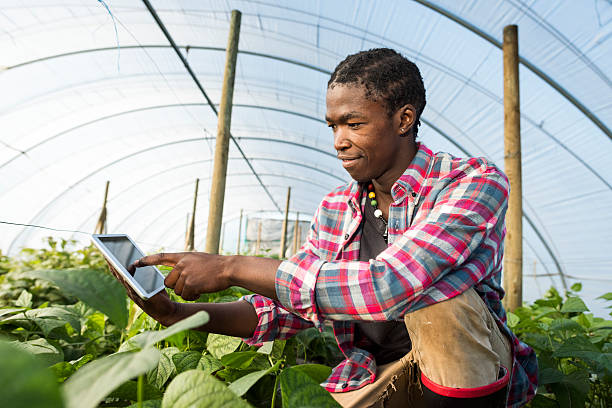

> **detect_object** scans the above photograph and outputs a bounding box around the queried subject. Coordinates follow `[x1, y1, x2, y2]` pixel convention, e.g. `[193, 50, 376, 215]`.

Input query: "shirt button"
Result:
[411, 191, 417, 197]
[344, 233, 349, 240]
[342, 383, 348, 389]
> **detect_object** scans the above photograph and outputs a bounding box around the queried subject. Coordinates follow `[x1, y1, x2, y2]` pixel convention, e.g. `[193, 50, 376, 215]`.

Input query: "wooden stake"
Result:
[255, 220, 262, 255]
[502, 25, 523, 312]
[236, 209, 243, 254]
[94, 181, 110, 234]
[279, 187, 291, 258]
[292, 212, 300, 256]
[204, 10, 241, 254]
[184, 179, 199, 251]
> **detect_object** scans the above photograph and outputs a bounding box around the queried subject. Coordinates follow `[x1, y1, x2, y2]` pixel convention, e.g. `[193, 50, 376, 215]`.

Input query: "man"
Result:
[115, 48, 537, 407]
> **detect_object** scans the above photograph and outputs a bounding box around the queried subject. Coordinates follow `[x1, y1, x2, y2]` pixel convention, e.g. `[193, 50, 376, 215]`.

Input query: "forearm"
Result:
[161, 299, 259, 338]
[226, 255, 281, 301]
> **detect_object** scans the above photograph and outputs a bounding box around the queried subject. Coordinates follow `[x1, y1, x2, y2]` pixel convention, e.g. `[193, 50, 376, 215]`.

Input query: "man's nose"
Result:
[334, 127, 351, 152]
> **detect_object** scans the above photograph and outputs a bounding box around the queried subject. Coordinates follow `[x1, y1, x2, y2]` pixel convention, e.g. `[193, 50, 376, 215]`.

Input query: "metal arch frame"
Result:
[4, 6, 608, 140]
[8, 136, 339, 252]
[5, 46, 610, 191]
[413, 0, 611, 141]
[5, 101, 569, 280]
[0, 101, 336, 171]
[4, 53, 570, 279]
[73, 156, 344, 234]
[117, 175, 325, 235]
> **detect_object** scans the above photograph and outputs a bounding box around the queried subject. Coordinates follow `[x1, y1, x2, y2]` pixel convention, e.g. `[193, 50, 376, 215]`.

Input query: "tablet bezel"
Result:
[91, 234, 166, 300]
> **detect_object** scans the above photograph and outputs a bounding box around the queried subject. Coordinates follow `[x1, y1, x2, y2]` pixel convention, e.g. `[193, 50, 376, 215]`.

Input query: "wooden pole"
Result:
[94, 181, 110, 234]
[236, 209, 243, 254]
[279, 187, 291, 259]
[184, 179, 199, 251]
[204, 9, 241, 254]
[255, 220, 262, 255]
[502, 24, 523, 312]
[292, 212, 300, 256]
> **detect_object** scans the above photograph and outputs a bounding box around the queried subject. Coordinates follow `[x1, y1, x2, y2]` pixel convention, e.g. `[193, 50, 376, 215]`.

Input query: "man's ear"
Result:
[397, 104, 417, 136]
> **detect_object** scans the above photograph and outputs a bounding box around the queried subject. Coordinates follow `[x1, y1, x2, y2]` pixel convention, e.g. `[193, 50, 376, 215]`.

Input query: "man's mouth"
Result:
[338, 155, 362, 168]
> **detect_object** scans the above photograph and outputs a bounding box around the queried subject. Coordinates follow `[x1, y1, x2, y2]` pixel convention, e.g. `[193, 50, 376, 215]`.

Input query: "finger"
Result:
[181, 286, 199, 302]
[174, 274, 186, 296]
[164, 265, 183, 289]
[130, 253, 184, 271]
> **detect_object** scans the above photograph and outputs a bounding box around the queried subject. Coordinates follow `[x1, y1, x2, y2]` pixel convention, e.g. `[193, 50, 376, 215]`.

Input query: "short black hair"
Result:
[328, 48, 426, 137]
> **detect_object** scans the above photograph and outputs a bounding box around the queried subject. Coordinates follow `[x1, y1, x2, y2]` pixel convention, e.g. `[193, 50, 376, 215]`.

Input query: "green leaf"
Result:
[108, 380, 162, 401]
[15, 290, 32, 308]
[280, 366, 341, 408]
[550, 318, 585, 334]
[570, 283, 582, 292]
[0, 340, 63, 408]
[50, 361, 76, 382]
[228, 361, 282, 397]
[161, 370, 252, 408]
[506, 312, 519, 328]
[539, 367, 564, 384]
[0, 307, 25, 318]
[597, 292, 612, 301]
[529, 394, 560, 407]
[290, 364, 333, 384]
[120, 311, 209, 351]
[257, 341, 274, 354]
[550, 370, 589, 408]
[148, 347, 180, 389]
[127, 400, 162, 408]
[206, 333, 242, 359]
[197, 353, 223, 375]
[28, 268, 129, 329]
[172, 351, 202, 373]
[221, 351, 266, 369]
[62, 348, 160, 408]
[560, 296, 589, 314]
[10, 337, 64, 366]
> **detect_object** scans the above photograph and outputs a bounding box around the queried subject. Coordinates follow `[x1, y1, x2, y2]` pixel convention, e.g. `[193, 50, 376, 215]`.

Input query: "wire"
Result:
[0, 220, 183, 252]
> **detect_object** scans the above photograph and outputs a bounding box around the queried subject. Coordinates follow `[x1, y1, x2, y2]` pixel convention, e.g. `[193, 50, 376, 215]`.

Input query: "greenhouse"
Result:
[0, 1, 610, 407]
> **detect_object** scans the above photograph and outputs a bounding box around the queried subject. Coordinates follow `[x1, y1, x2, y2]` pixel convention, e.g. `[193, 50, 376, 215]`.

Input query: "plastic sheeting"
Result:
[0, 0, 610, 313]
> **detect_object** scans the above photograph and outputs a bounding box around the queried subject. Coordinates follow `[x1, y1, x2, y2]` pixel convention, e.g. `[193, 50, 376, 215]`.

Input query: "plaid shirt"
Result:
[243, 143, 537, 407]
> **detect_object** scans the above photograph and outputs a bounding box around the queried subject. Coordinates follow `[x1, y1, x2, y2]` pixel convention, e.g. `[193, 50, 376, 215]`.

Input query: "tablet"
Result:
[91, 234, 166, 300]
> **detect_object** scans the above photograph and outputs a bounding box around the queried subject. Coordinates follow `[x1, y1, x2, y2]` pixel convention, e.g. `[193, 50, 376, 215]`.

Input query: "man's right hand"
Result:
[106, 263, 177, 327]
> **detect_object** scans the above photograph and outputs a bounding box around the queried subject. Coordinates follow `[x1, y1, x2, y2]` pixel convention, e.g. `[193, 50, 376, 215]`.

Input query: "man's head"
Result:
[326, 49, 425, 187]
[328, 48, 426, 138]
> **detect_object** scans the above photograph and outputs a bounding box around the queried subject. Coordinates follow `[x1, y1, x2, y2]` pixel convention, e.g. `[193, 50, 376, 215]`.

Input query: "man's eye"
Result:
[348, 123, 362, 128]
[328, 124, 337, 130]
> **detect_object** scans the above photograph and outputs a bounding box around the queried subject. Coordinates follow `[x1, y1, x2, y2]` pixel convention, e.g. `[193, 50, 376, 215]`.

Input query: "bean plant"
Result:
[1, 238, 610, 407]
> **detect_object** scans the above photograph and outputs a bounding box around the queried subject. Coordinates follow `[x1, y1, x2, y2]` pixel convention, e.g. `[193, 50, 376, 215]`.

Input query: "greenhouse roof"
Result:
[1, 0, 611, 312]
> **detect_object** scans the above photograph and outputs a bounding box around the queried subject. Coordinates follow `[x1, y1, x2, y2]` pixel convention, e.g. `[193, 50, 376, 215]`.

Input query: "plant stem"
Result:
[271, 372, 280, 408]
[137, 374, 144, 408]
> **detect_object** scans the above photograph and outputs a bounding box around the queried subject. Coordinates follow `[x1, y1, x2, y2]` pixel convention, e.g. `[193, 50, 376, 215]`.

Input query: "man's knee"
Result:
[403, 288, 511, 388]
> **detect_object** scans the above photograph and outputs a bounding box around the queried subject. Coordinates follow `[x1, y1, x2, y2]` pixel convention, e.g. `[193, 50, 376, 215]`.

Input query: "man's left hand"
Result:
[129, 252, 231, 301]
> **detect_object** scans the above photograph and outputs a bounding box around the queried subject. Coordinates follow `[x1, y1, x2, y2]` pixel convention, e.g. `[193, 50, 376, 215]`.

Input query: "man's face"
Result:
[326, 84, 406, 183]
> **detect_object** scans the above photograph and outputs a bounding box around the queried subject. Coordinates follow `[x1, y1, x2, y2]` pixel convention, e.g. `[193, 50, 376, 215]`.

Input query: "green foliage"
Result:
[0, 340, 63, 408]
[516, 287, 612, 408]
[2, 239, 610, 408]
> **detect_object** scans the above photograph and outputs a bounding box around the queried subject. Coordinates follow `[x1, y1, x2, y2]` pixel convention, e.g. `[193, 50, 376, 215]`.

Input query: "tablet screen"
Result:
[98, 236, 165, 293]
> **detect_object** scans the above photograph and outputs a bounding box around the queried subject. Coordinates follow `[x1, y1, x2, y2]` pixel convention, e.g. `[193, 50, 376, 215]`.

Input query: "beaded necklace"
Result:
[366, 183, 388, 241]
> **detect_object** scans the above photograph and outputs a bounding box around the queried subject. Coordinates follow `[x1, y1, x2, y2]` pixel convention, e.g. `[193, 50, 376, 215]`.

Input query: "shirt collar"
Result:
[391, 142, 433, 201]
